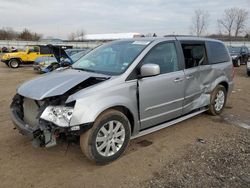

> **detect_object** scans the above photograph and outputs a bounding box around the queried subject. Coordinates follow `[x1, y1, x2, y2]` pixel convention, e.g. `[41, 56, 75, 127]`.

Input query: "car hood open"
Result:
[18, 69, 110, 100]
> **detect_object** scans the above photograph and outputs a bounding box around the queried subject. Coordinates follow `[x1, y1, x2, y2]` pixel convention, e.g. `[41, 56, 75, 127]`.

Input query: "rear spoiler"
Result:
[46, 45, 73, 64]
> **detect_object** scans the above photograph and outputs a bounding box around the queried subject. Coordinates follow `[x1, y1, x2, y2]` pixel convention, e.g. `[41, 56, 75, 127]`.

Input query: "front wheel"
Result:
[80, 109, 131, 164]
[8, 59, 20, 68]
[208, 85, 227, 115]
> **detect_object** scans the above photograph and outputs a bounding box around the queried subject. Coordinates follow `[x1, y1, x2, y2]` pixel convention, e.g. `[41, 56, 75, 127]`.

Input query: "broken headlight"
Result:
[40, 106, 74, 127]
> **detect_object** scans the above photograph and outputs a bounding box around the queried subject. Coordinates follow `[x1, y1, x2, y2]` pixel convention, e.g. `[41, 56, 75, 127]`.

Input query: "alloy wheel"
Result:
[95, 120, 125, 157]
[214, 90, 225, 112]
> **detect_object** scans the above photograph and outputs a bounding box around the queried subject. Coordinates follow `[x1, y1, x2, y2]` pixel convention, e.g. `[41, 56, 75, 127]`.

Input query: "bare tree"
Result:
[76, 29, 85, 41]
[218, 8, 237, 38]
[68, 30, 85, 41]
[218, 8, 249, 38]
[191, 9, 209, 36]
[234, 8, 249, 37]
[68, 32, 76, 41]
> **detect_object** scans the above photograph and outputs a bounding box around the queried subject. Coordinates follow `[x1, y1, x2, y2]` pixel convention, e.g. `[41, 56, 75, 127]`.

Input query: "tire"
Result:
[8, 59, 20, 68]
[208, 85, 227, 116]
[80, 109, 131, 164]
[234, 59, 241, 67]
[247, 71, 250, 77]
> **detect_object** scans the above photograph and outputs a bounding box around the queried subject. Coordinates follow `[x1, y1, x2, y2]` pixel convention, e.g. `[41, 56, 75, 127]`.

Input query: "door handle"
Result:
[174, 78, 184, 82]
[186, 75, 193, 79]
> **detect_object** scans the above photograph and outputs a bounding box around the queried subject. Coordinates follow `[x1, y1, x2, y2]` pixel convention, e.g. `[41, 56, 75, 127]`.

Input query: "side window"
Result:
[206, 41, 230, 64]
[141, 42, 179, 74]
[181, 43, 207, 69]
[29, 46, 39, 53]
[34, 46, 39, 52]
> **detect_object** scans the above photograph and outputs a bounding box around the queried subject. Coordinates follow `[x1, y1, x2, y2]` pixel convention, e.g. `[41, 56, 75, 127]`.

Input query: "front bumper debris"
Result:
[10, 108, 37, 139]
[10, 94, 93, 148]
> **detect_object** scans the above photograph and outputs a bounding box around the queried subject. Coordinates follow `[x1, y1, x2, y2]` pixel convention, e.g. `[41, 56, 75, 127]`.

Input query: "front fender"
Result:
[70, 95, 139, 127]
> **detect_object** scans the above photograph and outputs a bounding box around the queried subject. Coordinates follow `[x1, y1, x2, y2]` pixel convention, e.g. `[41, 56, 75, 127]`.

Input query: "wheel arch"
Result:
[70, 89, 139, 135]
[104, 106, 135, 135]
[9, 57, 22, 62]
[218, 81, 229, 92]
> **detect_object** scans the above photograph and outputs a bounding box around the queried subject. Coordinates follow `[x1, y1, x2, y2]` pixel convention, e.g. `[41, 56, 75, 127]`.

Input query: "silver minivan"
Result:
[10, 37, 234, 164]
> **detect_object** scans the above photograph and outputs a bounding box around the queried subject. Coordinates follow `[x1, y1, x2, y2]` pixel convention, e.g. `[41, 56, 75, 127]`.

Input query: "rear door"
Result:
[138, 41, 185, 130]
[180, 42, 208, 114]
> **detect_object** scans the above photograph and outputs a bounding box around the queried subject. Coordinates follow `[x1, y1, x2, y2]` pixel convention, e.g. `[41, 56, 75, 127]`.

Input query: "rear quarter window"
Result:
[206, 41, 230, 64]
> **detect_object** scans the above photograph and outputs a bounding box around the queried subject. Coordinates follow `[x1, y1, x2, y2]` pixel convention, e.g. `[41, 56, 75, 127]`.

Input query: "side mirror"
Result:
[140, 64, 160, 78]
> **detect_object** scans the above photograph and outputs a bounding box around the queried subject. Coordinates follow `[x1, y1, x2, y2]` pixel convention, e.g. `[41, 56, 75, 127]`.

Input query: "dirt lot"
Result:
[0, 63, 250, 188]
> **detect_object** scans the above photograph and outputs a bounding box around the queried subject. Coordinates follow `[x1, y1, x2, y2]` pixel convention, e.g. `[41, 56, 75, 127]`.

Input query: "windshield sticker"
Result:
[132, 41, 150, 45]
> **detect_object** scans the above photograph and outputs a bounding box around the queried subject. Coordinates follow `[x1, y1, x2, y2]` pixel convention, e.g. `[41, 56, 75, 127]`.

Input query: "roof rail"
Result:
[164, 35, 198, 37]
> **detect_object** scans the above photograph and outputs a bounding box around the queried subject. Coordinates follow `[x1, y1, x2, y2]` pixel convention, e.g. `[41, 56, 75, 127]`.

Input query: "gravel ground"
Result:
[144, 129, 250, 188]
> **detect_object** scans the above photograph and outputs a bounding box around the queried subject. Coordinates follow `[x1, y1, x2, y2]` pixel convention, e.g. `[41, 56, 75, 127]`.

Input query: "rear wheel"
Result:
[80, 109, 131, 164]
[208, 85, 227, 115]
[8, 59, 20, 68]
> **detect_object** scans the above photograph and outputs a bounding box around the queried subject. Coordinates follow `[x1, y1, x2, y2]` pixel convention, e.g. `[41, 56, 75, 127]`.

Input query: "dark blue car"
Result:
[33, 49, 90, 73]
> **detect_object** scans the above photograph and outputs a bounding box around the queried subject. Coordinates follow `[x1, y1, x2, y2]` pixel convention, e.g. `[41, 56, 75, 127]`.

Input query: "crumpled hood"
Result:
[18, 69, 109, 100]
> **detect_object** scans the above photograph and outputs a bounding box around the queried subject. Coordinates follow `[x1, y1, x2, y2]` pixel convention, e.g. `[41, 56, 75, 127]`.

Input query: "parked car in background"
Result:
[1, 45, 54, 68]
[1, 46, 18, 53]
[33, 49, 90, 73]
[228, 46, 250, 67]
[1, 45, 72, 68]
[1, 46, 9, 53]
[247, 61, 250, 76]
[10, 37, 234, 164]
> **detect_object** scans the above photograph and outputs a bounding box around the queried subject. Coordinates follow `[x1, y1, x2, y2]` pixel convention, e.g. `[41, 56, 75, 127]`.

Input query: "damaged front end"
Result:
[10, 74, 109, 148]
[10, 94, 93, 148]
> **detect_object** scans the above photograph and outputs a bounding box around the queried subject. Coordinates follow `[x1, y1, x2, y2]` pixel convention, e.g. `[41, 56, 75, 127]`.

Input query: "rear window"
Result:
[206, 41, 230, 64]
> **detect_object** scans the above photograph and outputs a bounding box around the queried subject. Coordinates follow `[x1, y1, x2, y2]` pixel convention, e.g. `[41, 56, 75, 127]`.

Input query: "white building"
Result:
[78, 32, 144, 41]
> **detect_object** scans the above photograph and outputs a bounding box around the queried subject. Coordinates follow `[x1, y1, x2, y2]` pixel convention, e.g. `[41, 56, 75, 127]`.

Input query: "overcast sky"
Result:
[0, 0, 249, 39]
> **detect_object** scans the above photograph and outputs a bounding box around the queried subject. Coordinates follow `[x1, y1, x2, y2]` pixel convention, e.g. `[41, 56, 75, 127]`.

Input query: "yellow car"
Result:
[1, 45, 54, 68]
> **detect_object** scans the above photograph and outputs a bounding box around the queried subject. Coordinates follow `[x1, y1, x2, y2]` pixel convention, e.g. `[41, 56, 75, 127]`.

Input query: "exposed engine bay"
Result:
[10, 76, 108, 148]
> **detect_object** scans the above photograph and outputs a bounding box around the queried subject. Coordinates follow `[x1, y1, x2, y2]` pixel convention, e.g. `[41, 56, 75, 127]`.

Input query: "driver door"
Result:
[138, 42, 185, 130]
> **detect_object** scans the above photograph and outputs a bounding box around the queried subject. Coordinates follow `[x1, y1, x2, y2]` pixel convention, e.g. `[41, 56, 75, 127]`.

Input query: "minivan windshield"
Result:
[72, 40, 150, 75]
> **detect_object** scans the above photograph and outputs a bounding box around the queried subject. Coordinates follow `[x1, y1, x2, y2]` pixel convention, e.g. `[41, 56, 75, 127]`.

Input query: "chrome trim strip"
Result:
[141, 107, 183, 122]
[145, 97, 184, 111]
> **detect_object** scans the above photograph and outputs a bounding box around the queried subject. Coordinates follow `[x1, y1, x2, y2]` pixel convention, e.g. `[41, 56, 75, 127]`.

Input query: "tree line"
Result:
[191, 7, 249, 40]
[0, 28, 42, 41]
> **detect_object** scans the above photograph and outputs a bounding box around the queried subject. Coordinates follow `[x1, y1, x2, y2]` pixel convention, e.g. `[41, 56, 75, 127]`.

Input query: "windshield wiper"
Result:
[72, 67, 99, 73]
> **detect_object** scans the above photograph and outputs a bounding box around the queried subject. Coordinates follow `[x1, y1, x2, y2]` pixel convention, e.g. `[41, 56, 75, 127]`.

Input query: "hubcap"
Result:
[95, 120, 125, 157]
[11, 60, 18, 67]
[214, 90, 225, 112]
